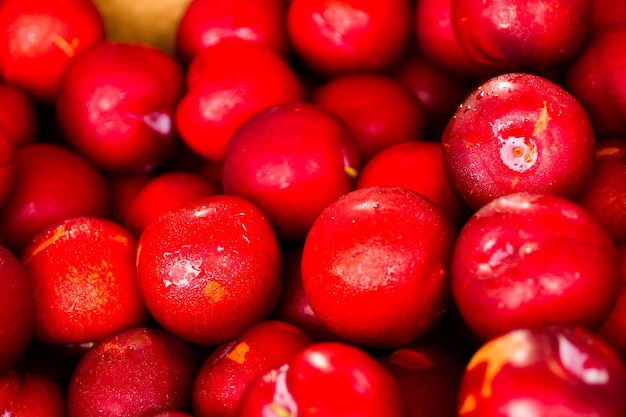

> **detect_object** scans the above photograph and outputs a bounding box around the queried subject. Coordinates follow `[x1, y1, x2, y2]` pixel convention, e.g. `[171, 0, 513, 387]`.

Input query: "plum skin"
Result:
[597, 244, 626, 358]
[441, 72, 595, 211]
[20, 216, 149, 345]
[0, 82, 38, 146]
[122, 171, 219, 237]
[450, 0, 593, 70]
[0, 0, 105, 102]
[285, 0, 413, 76]
[451, 192, 621, 341]
[378, 342, 467, 417]
[55, 41, 184, 173]
[221, 101, 360, 244]
[0, 143, 110, 254]
[175, 0, 289, 65]
[356, 140, 470, 226]
[0, 245, 34, 374]
[301, 186, 457, 349]
[190, 320, 313, 417]
[311, 73, 426, 161]
[66, 327, 198, 417]
[237, 341, 409, 417]
[136, 194, 282, 346]
[566, 26, 626, 139]
[0, 370, 66, 416]
[174, 39, 304, 164]
[576, 156, 626, 245]
[457, 326, 626, 417]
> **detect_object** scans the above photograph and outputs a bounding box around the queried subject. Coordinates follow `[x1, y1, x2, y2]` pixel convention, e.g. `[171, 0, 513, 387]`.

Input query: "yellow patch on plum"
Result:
[532, 101, 551, 137]
[204, 280, 228, 302]
[465, 330, 534, 399]
[459, 393, 477, 415]
[226, 341, 250, 364]
[21, 224, 69, 264]
[50, 33, 80, 57]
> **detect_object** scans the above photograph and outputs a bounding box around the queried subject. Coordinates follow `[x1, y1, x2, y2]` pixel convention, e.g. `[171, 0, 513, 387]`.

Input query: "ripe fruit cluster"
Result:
[0, 0, 625, 416]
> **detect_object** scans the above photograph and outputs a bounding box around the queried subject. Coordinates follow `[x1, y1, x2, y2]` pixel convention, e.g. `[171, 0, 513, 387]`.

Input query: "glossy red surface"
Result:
[301, 186, 457, 349]
[20, 216, 148, 345]
[56, 41, 184, 173]
[221, 101, 359, 243]
[136, 195, 282, 346]
[451, 192, 621, 341]
[442, 72, 595, 210]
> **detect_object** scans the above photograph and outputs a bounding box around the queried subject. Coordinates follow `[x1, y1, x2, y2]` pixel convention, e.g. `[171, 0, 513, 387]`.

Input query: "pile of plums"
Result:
[0, 0, 626, 416]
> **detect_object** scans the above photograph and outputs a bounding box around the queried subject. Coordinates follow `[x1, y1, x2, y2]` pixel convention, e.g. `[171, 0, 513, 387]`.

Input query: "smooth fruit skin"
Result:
[175, 39, 304, 164]
[451, 192, 621, 341]
[286, 0, 412, 76]
[221, 101, 359, 243]
[592, 138, 626, 164]
[576, 141, 626, 244]
[235, 365, 291, 417]
[393, 53, 474, 132]
[591, 0, 626, 33]
[597, 244, 626, 358]
[457, 326, 626, 417]
[136, 194, 282, 346]
[566, 26, 626, 139]
[285, 342, 409, 417]
[123, 171, 219, 237]
[450, 0, 593, 70]
[379, 342, 467, 417]
[270, 246, 338, 341]
[356, 140, 470, 226]
[20, 216, 149, 345]
[238, 342, 409, 417]
[0, 245, 34, 374]
[191, 320, 313, 417]
[67, 327, 198, 417]
[175, 0, 289, 65]
[0, 0, 105, 103]
[413, 0, 500, 80]
[56, 41, 184, 173]
[107, 172, 153, 225]
[0, 370, 66, 416]
[0, 82, 38, 146]
[0, 128, 15, 209]
[150, 412, 194, 417]
[301, 186, 457, 349]
[441, 72, 596, 211]
[312, 73, 425, 161]
[0, 143, 110, 254]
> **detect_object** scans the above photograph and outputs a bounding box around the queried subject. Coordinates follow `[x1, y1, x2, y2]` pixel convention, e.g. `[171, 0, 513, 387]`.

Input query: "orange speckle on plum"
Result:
[21, 224, 69, 264]
[459, 393, 477, 415]
[532, 101, 551, 137]
[204, 280, 228, 302]
[226, 341, 250, 364]
[596, 147, 621, 158]
[112, 234, 130, 246]
[388, 348, 434, 371]
[50, 33, 80, 57]
[268, 403, 292, 417]
[101, 342, 128, 359]
[344, 165, 358, 178]
[135, 243, 142, 268]
[466, 330, 534, 399]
